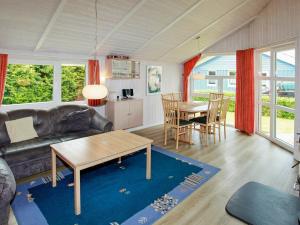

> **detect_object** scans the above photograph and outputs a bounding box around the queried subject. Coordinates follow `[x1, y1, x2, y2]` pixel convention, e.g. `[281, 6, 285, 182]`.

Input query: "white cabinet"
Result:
[106, 99, 143, 130]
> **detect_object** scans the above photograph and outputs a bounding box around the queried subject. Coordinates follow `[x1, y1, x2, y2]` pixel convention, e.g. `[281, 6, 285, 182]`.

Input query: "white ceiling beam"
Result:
[91, 0, 148, 55]
[1, 48, 89, 61]
[34, 0, 67, 51]
[157, 0, 251, 60]
[133, 0, 207, 54]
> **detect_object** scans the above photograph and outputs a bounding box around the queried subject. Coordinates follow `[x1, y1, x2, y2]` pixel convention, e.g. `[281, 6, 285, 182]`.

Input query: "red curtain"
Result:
[235, 48, 254, 135]
[183, 54, 201, 101]
[88, 59, 102, 106]
[0, 54, 8, 106]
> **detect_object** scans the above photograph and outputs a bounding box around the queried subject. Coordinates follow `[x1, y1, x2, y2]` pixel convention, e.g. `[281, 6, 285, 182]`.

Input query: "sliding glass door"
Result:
[257, 45, 295, 150]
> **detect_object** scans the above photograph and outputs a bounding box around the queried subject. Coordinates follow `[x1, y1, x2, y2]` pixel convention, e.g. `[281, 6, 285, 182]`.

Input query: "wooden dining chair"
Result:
[190, 98, 221, 146]
[161, 93, 172, 100]
[216, 97, 230, 141]
[161, 98, 193, 150]
[171, 92, 183, 101]
[209, 92, 224, 101]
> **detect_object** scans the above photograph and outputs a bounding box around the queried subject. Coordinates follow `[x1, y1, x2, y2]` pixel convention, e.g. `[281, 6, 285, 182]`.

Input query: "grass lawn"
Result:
[226, 111, 294, 145]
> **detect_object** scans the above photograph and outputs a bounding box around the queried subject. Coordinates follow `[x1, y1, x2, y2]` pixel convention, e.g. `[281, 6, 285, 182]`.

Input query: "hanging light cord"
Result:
[94, 0, 98, 59]
[94, 0, 99, 83]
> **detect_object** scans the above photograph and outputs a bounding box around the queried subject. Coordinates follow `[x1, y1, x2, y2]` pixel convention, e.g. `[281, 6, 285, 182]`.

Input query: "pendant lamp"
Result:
[82, 0, 108, 100]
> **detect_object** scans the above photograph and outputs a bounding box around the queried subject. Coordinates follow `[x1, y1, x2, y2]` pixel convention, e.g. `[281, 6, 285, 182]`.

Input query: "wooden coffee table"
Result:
[51, 130, 153, 215]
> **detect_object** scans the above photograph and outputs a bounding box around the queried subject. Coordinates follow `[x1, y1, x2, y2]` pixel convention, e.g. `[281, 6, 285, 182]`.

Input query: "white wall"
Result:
[97, 57, 182, 128]
[0, 53, 182, 129]
[205, 0, 300, 53]
[204, 25, 251, 54]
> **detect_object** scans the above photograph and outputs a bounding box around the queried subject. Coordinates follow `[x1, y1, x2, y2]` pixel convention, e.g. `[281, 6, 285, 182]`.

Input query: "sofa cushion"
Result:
[6, 109, 54, 137]
[57, 129, 103, 142]
[5, 117, 38, 143]
[1, 136, 61, 157]
[60, 109, 90, 133]
[51, 105, 90, 133]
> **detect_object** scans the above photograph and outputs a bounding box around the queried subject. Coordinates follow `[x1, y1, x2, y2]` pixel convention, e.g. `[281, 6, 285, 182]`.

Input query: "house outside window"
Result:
[227, 71, 236, 88]
[191, 55, 237, 126]
[207, 71, 217, 87]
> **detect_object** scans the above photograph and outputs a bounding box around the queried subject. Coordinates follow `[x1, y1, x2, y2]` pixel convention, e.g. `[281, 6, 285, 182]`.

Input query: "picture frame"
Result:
[146, 65, 162, 95]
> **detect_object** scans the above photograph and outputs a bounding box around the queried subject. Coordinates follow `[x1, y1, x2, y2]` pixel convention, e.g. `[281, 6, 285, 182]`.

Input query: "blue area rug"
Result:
[12, 145, 219, 225]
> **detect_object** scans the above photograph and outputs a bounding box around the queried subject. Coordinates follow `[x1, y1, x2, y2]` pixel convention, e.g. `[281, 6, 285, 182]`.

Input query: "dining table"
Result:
[179, 101, 208, 118]
[177, 101, 209, 144]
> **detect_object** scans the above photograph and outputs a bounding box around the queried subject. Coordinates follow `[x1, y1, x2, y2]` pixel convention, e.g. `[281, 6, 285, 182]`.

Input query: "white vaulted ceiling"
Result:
[0, 0, 270, 63]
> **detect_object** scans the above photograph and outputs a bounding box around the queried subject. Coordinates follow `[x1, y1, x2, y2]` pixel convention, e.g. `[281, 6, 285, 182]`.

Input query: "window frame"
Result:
[255, 43, 296, 152]
[1, 58, 88, 111]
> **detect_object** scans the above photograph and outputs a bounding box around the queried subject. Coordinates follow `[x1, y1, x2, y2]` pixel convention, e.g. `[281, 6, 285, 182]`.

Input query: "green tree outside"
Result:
[3, 64, 53, 104]
[61, 65, 85, 102]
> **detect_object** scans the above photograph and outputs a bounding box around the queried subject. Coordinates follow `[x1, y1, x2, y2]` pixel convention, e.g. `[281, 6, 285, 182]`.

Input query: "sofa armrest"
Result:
[0, 158, 16, 225]
[90, 109, 113, 132]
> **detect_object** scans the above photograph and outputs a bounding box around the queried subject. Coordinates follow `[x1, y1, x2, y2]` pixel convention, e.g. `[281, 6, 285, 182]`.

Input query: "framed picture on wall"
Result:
[146, 65, 162, 95]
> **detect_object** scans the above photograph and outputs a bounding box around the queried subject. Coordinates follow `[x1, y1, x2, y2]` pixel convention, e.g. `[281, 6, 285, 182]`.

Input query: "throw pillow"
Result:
[5, 117, 38, 143]
[60, 109, 90, 133]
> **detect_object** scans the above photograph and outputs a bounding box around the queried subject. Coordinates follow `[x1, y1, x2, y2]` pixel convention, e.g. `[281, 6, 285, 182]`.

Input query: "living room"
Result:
[1, 0, 300, 225]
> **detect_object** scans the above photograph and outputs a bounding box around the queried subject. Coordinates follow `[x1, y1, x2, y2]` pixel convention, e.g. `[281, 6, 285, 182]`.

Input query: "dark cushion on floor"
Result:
[190, 116, 207, 124]
[226, 181, 300, 225]
[57, 129, 103, 142]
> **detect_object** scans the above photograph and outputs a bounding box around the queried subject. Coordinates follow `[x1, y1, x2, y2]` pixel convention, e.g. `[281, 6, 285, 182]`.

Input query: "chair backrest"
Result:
[161, 98, 180, 127]
[161, 93, 173, 100]
[219, 98, 230, 121]
[171, 92, 183, 101]
[209, 92, 224, 101]
[162, 93, 183, 101]
[207, 98, 221, 124]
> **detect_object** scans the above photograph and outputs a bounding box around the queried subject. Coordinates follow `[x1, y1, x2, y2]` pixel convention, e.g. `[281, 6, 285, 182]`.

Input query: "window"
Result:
[227, 71, 236, 87]
[61, 64, 86, 102]
[191, 55, 236, 126]
[3, 64, 53, 104]
[207, 71, 217, 87]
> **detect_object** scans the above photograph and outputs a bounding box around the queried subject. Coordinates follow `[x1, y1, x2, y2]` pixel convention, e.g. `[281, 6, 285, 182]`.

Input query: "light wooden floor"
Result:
[9, 125, 298, 225]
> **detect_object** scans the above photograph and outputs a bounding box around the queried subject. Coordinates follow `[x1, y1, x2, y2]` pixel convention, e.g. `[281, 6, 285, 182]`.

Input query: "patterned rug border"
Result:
[12, 145, 220, 225]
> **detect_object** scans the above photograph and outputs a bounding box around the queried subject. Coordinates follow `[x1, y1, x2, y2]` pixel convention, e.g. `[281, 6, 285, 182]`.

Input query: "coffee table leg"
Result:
[51, 149, 57, 187]
[74, 168, 81, 215]
[146, 144, 151, 180]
